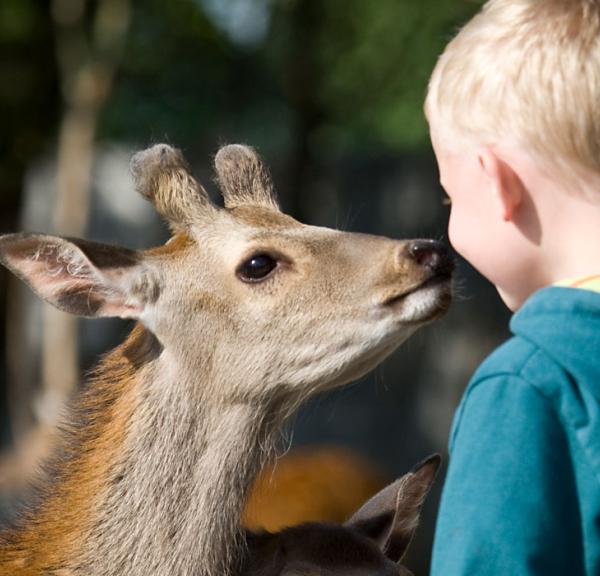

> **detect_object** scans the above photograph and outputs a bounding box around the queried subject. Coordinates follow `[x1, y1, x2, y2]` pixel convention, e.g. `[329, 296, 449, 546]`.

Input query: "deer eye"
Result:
[237, 253, 278, 282]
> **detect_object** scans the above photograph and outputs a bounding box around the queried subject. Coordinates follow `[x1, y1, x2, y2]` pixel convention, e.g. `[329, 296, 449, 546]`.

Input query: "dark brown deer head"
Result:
[243, 455, 440, 576]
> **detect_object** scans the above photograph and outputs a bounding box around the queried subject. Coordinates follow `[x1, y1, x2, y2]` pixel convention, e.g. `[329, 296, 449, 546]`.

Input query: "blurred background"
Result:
[0, 0, 510, 572]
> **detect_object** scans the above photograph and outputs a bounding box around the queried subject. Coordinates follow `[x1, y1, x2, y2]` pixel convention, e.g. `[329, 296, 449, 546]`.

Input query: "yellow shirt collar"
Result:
[555, 275, 600, 294]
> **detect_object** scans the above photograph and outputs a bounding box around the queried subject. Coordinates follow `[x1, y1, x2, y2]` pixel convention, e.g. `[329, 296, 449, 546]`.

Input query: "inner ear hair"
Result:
[344, 454, 441, 564]
[0, 233, 151, 320]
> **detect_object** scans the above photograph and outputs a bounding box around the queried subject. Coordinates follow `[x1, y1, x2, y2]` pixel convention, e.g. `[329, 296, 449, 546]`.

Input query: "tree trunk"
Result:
[2, 0, 131, 492]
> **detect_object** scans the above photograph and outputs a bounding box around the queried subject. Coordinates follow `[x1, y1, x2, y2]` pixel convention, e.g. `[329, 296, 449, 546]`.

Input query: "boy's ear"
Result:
[478, 148, 524, 222]
[0, 234, 159, 319]
[344, 455, 440, 564]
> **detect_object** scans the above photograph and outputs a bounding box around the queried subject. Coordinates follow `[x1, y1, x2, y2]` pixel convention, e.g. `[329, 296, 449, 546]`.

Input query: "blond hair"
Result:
[426, 0, 600, 185]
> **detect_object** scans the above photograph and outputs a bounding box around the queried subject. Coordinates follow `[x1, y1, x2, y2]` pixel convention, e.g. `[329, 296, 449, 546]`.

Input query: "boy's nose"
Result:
[406, 240, 454, 277]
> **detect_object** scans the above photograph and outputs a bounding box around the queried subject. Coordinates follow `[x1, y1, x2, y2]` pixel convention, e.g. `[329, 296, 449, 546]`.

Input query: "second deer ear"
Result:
[0, 234, 158, 320]
[344, 455, 441, 564]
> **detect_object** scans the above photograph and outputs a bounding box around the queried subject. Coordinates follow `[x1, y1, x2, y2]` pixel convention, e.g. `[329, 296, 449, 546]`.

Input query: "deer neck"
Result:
[2, 326, 281, 576]
[76, 328, 281, 576]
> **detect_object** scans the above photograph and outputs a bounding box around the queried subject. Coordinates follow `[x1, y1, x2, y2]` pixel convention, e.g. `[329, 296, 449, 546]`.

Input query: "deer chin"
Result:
[311, 328, 419, 395]
[310, 280, 452, 393]
[385, 275, 452, 325]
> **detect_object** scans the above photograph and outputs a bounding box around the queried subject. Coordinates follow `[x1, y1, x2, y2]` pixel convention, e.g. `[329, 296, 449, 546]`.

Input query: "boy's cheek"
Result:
[447, 211, 468, 257]
[447, 212, 487, 275]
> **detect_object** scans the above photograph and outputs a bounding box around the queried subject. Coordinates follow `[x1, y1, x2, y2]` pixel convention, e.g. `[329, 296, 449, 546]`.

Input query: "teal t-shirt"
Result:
[431, 286, 600, 575]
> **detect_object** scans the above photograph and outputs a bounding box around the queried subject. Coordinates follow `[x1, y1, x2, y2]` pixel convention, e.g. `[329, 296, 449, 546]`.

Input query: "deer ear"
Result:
[0, 234, 158, 319]
[344, 455, 440, 564]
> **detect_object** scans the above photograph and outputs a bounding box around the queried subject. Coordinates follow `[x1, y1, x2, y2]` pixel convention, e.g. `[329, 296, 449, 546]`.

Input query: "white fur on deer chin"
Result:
[400, 281, 452, 324]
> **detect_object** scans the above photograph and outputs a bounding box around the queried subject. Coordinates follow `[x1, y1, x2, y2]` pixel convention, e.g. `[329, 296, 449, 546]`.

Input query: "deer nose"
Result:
[406, 240, 454, 277]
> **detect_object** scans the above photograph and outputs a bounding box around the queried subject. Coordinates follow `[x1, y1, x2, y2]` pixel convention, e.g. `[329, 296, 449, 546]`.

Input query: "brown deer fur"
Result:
[0, 144, 453, 576]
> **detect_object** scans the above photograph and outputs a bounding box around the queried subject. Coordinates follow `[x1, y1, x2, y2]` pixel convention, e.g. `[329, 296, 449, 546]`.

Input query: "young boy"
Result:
[425, 1, 600, 574]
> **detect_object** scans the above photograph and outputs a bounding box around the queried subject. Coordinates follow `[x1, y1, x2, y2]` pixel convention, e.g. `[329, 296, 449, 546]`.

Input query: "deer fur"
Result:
[243, 455, 441, 576]
[0, 144, 453, 576]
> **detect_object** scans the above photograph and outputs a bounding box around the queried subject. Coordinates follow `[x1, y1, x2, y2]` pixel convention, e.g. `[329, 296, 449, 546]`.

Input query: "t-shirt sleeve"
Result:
[430, 374, 584, 576]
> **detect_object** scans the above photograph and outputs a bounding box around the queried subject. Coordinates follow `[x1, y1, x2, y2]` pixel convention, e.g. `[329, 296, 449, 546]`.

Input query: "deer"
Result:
[243, 454, 440, 576]
[0, 143, 453, 576]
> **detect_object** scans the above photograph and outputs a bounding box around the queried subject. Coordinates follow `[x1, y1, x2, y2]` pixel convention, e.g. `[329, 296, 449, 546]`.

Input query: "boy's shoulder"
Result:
[472, 285, 600, 398]
[454, 336, 560, 449]
[451, 285, 600, 476]
[436, 288, 600, 576]
[471, 333, 541, 385]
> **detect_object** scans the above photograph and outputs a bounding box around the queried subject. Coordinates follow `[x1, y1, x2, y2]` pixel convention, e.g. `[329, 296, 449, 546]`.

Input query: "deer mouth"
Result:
[383, 271, 453, 314]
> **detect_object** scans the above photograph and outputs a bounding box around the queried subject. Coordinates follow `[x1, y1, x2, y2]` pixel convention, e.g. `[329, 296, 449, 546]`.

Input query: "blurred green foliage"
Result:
[101, 0, 479, 153]
[0, 0, 480, 221]
[315, 0, 478, 150]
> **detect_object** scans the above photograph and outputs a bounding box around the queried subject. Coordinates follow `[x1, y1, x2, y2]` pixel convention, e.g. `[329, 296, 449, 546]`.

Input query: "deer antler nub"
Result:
[131, 144, 215, 231]
[214, 144, 280, 211]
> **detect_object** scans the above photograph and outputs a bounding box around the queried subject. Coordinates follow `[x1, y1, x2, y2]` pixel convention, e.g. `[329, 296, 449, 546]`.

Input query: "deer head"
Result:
[0, 144, 452, 576]
[243, 455, 441, 576]
[0, 144, 452, 407]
